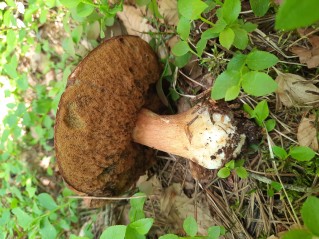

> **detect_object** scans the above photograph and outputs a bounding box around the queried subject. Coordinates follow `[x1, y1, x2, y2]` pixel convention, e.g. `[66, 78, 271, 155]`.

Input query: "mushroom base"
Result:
[133, 101, 246, 169]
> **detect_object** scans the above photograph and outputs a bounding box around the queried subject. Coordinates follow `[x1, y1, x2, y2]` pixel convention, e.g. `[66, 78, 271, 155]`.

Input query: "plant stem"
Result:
[199, 16, 215, 27]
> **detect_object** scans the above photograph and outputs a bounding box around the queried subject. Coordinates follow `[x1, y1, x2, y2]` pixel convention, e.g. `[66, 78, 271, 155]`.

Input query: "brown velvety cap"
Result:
[54, 36, 160, 196]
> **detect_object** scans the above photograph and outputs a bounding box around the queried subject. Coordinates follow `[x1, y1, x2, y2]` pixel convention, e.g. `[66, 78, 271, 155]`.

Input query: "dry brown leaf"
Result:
[275, 73, 319, 107]
[297, 114, 318, 150]
[117, 5, 155, 42]
[267, 236, 279, 239]
[290, 35, 319, 68]
[160, 183, 217, 235]
[158, 0, 179, 26]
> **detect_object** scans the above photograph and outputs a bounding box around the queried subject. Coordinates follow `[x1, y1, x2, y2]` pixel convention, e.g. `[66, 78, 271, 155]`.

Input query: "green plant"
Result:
[272, 145, 316, 162]
[243, 100, 276, 132]
[217, 159, 248, 179]
[100, 193, 226, 239]
[211, 51, 278, 101]
[275, 0, 319, 30]
[282, 196, 319, 239]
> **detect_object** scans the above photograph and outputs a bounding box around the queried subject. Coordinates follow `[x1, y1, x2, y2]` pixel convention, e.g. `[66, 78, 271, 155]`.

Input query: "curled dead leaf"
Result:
[158, 0, 179, 26]
[297, 114, 318, 151]
[117, 5, 155, 42]
[290, 35, 319, 68]
[275, 73, 319, 107]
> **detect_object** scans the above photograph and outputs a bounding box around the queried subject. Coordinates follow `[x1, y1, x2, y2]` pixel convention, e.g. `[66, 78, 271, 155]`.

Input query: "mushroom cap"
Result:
[54, 36, 160, 196]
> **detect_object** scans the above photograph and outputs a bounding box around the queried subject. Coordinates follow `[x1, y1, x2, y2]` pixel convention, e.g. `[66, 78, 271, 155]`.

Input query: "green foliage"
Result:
[101, 193, 225, 238]
[282, 196, 319, 239]
[183, 216, 198, 237]
[275, 0, 319, 30]
[301, 196, 319, 236]
[243, 100, 276, 132]
[273, 146, 316, 162]
[250, 0, 269, 17]
[211, 51, 278, 100]
[218, 159, 248, 179]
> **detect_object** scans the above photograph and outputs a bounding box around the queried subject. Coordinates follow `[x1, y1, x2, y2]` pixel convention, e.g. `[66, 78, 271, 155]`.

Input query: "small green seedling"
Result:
[243, 100, 276, 132]
[272, 145, 316, 162]
[100, 193, 226, 239]
[282, 196, 319, 239]
[172, 0, 258, 60]
[211, 51, 278, 101]
[217, 159, 248, 179]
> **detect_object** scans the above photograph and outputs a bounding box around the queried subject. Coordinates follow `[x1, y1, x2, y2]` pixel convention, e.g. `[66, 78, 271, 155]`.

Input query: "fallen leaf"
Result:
[290, 35, 319, 68]
[160, 183, 217, 235]
[266, 235, 279, 239]
[117, 5, 155, 42]
[275, 73, 319, 107]
[158, 0, 179, 26]
[297, 114, 318, 151]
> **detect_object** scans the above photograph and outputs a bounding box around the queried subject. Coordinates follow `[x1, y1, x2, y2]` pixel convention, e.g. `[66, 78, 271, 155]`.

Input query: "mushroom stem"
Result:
[132, 103, 246, 169]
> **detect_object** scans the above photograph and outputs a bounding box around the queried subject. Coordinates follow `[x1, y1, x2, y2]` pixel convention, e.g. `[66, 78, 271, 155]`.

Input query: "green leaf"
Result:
[225, 160, 235, 169]
[183, 216, 198, 237]
[209, 18, 227, 34]
[196, 38, 208, 56]
[235, 159, 245, 167]
[211, 70, 240, 100]
[225, 85, 240, 101]
[178, 0, 208, 20]
[76, 3, 94, 18]
[250, 0, 269, 17]
[159, 234, 179, 239]
[100, 225, 127, 239]
[174, 52, 192, 68]
[37, 193, 58, 210]
[289, 146, 315, 162]
[12, 208, 34, 230]
[217, 167, 231, 178]
[235, 167, 248, 179]
[222, 0, 241, 24]
[301, 196, 319, 236]
[275, 0, 319, 30]
[129, 209, 145, 224]
[172, 41, 190, 56]
[246, 50, 278, 70]
[219, 27, 235, 49]
[232, 27, 248, 50]
[241, 71, 277, 96]
[45, 0, 56, 8]
[254, 100, 269, 123]
[208, 226, 221, 239]
[40, 218, 57, 239]
[281, 229, 313, 239]
[177, 16, 191, 41]
[125, 226, 145, 239]
[59, 0, 81, 8]
[130, 193, 146, 210]
[242, 22, 257, 32]
[265, 119, 276, 132]
[72, 25, 83, 44]
[272, 146, 288, 160]
[62, 37, 75, 57]
[130, 218, 154, 235]
[271, 181, 282, 191]
[227, 53, 247, 71]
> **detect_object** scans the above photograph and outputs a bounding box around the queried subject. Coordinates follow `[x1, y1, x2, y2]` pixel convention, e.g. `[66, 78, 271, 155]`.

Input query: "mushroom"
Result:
[54, 35, 246, 198]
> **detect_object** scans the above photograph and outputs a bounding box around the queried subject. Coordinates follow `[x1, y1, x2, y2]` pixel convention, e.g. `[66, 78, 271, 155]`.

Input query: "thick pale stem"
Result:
[132, 104, 246, 169]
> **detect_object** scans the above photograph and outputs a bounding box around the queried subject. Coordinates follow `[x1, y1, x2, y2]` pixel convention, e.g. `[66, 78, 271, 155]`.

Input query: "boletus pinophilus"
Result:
[55, 35, 249, 198]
